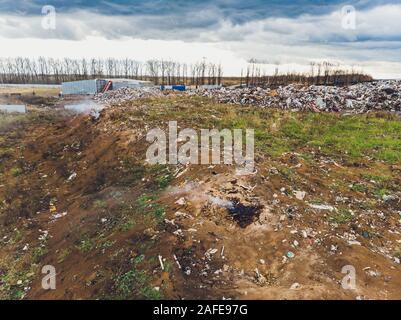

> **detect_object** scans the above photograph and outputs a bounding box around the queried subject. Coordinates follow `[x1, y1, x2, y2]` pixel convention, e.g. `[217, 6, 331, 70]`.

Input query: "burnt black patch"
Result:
[227, 199, 262, 228]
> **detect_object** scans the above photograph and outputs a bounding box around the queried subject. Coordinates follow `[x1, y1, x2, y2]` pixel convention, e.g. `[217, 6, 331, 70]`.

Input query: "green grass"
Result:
[32, 246, 48, 263]
[57, 248, 71, 263]
[76, 237, 94, 253]
[329, 209, 354, 224]
[135, 194, 165, 222]
[10, 167, 22, 177]
[138, 97, 401, 163]
[350, 183, 368, 193]
[112, 254, 161, 300]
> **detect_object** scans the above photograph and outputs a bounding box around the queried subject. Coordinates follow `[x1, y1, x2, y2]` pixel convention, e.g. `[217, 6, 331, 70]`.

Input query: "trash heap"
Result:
[94, 80, 401, 113]
[93, 87, 166, 104]
[191, 80, 401, 113]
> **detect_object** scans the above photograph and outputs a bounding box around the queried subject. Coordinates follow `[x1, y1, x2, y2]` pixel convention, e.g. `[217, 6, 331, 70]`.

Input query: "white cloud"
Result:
[0, 4, 401, 78]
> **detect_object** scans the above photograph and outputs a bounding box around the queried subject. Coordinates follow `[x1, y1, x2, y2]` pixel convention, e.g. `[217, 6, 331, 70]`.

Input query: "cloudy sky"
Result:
[0, 0, 400, 78]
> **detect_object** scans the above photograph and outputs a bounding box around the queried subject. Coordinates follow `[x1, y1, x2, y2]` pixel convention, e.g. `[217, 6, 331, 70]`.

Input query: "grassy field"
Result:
[136, 96, 401, 163]
[0, 86, 59, 96]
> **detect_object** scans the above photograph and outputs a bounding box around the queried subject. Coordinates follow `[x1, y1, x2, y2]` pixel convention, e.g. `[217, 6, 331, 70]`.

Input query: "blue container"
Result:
[172, 85, 186, 91]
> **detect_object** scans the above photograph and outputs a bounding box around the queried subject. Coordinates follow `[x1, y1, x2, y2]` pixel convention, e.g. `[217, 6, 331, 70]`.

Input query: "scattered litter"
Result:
[383, 195, 396, 202]
[205, 248, 218, 260]
[287, 251, 295, 258]
[94, 87, 166, 104]
[254, 268, 267, 285]
[158, 255, 164, 271]
[173, 254, 181, 269]
[309, 204, 336, 212]
[294, 191, 306, 200]
[175, 197, 186, 206]
[67, 172, 77, 182]
[51, 211, 67, 221]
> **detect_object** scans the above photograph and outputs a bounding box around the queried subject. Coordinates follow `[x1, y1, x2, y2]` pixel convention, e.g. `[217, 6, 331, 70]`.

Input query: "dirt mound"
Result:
[0, 96, 400, 300]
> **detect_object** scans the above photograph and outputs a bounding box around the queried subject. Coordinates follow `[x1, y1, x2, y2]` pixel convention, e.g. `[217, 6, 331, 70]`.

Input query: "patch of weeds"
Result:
[136, 195, 154, 211]
[10, 167, 22, 177]
[183, 246, 194, 255]
[32, 246, 48, 263]
[112, 254, 161, 300]
[374, 188, 390, 199]
[76, 237, 94, 253]
[0, 271, 29, 300]
[329, 209, 354, 224]
[10, 229, 23, 245]
[0, 265, 38, 300]
[156, 174, 172, 189]
[350, 183, 368, 193]
[358, 201, 374, 210]
[57, 248, 71, 263]
[393, 249, 401, 259]
[120, 218, 136, 232]
[362, 174, 391, 184]
[119, 159, 146, 186]
[135, 194, 165, 223]
[97, 240, 116, 252]
[139, 286, 162, 300]
[147, 165, 172, 190]
[278, 166, 296, 181]
[153, 206, 165, 221]
[311, 198, 325, 205]
[93, 199, 108, 209]
[163, 261, 173, 273]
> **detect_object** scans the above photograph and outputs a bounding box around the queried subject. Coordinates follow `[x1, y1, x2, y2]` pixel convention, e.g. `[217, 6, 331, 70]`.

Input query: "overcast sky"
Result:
[0, 0, 400, 78]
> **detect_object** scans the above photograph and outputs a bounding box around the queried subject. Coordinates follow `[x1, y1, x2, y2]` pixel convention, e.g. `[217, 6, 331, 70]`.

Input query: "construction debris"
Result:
[92, 80, 401, 113]
[94, 87, 166, 104]
[192, 80, 401, 113]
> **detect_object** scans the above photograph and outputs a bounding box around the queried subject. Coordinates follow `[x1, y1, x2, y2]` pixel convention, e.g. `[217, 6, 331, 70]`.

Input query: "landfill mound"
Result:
[0, 93, 400, 300]
[192, 80, 401, 113]
[94, 80, 401, 113]
[94, 87, 167, 104]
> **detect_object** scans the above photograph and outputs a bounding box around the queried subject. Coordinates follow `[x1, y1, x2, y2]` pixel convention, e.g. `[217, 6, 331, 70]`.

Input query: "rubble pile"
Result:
[94, 86, 166, 104]
[94, 80, 401, 113]
[192, 80, 401, 113]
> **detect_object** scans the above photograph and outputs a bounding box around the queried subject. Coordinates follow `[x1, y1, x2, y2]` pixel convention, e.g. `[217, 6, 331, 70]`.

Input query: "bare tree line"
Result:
[0, 57, 372, 87]
[241, 61, 372, 87]
[0, 57, 223, 86]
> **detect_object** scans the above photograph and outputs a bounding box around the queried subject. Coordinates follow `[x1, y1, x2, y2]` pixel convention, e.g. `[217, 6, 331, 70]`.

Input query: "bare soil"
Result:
[0, 94, 400, 300]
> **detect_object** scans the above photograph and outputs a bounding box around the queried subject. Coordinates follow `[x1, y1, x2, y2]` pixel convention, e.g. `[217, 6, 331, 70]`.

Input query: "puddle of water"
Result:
[0, 105, 26, 113]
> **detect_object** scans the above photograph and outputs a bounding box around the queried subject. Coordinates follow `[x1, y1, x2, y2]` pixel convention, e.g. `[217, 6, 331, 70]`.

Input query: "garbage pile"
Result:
[94, 80, 401, 113]
[191, 80, 401, 113]
[93, 87, 166, 104]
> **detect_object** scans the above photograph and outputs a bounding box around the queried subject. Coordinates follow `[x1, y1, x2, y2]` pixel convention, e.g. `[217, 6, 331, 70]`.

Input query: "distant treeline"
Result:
[241, 61, 373, 87]
[0, 57, 222, 86]
[0, 57, 372, 87]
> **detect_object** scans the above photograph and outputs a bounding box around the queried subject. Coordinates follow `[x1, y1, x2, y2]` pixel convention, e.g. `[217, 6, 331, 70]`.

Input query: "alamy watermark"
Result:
[341, 5, 356, 30]
[41, 265, 56, 290]
[341, 265, 356, 290]
[146, 121, 255, 174]
[41, 5, 56, 30]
